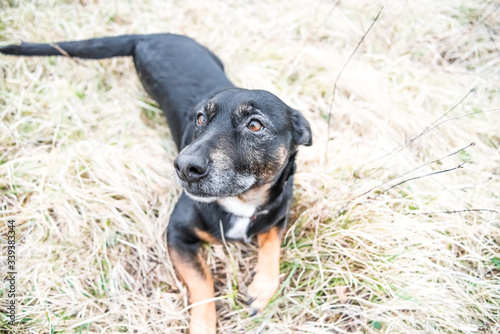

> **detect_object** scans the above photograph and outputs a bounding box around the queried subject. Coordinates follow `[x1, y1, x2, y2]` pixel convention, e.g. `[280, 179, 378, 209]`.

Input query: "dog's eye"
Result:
[247, 120, 262, 132]
[197, 114, 207, 125]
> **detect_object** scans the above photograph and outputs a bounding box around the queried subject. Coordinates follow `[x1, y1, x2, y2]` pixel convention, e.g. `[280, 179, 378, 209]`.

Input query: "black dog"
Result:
[1, 34, 312, 333]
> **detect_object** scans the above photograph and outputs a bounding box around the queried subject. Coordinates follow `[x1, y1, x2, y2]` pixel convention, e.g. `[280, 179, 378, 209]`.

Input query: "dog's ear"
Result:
[290, 108, 312, 146]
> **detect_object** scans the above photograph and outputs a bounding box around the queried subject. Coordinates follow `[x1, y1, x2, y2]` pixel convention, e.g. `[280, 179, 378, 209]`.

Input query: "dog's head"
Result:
[174, 88, 312, 203]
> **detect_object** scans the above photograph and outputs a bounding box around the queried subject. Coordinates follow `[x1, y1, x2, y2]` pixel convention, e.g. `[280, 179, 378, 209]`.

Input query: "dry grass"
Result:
[1, 0, 499, 333]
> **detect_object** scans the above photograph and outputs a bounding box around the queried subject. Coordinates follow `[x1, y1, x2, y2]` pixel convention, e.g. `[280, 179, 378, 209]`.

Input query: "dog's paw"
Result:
[246, 273, 279, 315]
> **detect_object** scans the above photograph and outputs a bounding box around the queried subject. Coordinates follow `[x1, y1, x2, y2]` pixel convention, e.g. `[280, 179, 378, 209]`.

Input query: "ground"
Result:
[0, 0, 499, 333]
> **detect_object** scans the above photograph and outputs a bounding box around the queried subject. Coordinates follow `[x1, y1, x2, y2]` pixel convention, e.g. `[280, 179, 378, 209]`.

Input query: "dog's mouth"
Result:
[182, 189, 219, 203]
[175, 170, 257, 202]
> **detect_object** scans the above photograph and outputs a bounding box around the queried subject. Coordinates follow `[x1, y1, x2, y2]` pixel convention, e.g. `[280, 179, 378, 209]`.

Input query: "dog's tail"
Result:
[0, 34, 144, 59]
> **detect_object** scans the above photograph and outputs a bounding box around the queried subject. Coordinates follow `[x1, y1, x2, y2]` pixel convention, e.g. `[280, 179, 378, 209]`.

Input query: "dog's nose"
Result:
[174, 154, 210, 183]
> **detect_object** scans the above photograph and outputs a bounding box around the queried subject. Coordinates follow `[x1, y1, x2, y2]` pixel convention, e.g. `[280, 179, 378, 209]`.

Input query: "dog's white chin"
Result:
[184, 190, 219, 203]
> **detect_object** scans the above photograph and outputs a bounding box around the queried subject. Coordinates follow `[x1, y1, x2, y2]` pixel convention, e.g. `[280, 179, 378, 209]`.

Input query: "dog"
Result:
[1, 34, 312, 333]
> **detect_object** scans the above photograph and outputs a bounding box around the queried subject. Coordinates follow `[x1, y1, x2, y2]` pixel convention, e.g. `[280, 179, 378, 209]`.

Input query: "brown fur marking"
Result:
[169, 248, 216, 334]
[237, 183, 271, 207]
[235, 103, 253, 117]
[194, 227, 219, 244]
[247, 226, 283, 312]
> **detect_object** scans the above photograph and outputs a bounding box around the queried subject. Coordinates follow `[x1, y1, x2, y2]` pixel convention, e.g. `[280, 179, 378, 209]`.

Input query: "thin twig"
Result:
[353, 143, 474, 201]
[49, 43, 87, 66]
[429, 108, 500, 130]
[361, 87, 476, 168]
[408, 88, 476, 144]
[49, 43, 71, 57]
[381, 162, 465, 194]
[405, 208, 499, 215]
[381, 143, 474, 188]
[338, 161, 468, 215]
[325, 7, 383, 163]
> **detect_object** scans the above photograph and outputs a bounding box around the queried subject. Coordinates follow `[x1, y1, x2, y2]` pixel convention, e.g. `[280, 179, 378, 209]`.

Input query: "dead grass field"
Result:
[1, 0, 499, 333]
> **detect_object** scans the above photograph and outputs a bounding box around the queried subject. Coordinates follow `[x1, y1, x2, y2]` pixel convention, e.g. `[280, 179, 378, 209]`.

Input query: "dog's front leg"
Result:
[168, 244, 216, 334]
[247, 225, 283, 315]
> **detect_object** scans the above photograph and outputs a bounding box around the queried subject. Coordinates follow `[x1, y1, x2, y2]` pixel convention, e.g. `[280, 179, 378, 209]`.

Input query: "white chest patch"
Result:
[218, 197, 257, 217]
[218, 197, 257, 241]
[225, 216, 252, 241]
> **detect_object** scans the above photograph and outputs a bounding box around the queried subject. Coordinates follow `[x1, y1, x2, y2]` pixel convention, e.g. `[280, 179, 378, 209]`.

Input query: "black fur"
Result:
[1, 33, 312, 319]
